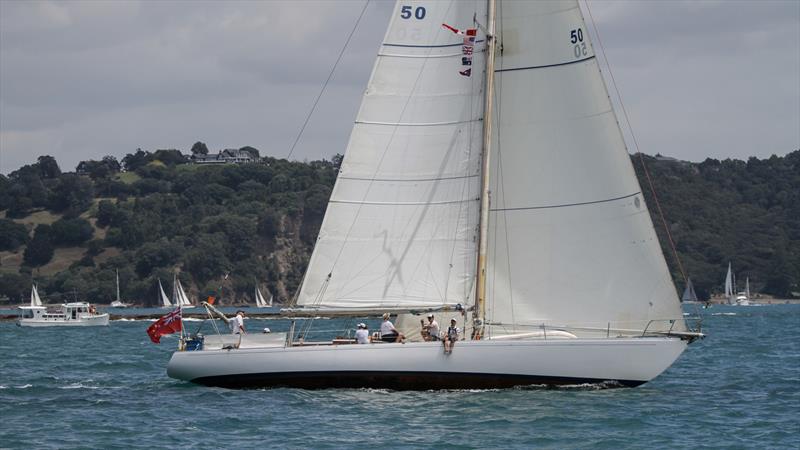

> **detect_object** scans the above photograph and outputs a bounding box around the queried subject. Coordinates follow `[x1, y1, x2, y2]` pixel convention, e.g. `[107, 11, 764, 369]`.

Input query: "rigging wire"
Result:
[583, 0, 688, 284]
[285, 0, 371, 160]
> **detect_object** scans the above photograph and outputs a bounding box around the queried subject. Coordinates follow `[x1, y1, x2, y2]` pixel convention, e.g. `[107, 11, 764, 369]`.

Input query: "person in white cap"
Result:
[420, 313, 440, 341]
[380, 313, 404, 343]
[355, 323, 370, 344]
[444, 318, 460, 354]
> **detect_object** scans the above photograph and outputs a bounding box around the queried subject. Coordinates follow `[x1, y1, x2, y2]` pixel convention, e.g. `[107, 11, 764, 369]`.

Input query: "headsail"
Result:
[295, 1, 487, 311]
[485, 0, 684, 335]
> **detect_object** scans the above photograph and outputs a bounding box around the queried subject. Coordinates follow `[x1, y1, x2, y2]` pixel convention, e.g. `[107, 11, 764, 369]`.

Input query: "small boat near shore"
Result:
[18, 302, 109, 327]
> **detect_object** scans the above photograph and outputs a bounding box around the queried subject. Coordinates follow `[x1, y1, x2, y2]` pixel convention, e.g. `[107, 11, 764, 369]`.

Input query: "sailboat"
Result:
[168, 0, 702, 389]
[724, 262, 735, 305]
[254, 284, 273, 308]
[110, 270, 131, 308]
[736, 276, 751, 306]
[158, 279, 172, 308]
[173, 275, 193, 307]
[30, 284, 43, 307]
[681, 278, 698, 303]
[723, 263, 750, 306]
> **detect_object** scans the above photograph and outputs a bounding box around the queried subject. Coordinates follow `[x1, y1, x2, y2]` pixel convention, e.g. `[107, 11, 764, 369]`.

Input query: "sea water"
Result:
[1, 304, 798, 449]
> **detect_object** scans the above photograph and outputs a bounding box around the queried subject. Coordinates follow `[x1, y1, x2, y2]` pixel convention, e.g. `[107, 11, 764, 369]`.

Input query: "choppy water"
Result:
[1, 305, 798, 449]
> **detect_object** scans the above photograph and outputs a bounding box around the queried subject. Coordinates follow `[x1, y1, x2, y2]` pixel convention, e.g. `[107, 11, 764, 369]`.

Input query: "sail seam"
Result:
[339, 174, 479, 182]
[489, 192, 640, 211]
[378, 52, 463, 58]
[382, 40, 485, 48]
[356, 119, 482, 127]
[495, 55, 596, 73]
[330, 198, 478, 206]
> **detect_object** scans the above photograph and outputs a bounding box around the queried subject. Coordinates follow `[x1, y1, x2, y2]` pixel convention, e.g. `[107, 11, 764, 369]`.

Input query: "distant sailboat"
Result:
[255, 285, 272, 308]
[681, 278, 698, 303]
[724, 263, 750, 306]
[736, 277, 751, 306]
[110, 270, 131, 308]
[173, 275, 193, 307]
[724, 263, 735, 305]
[158, 279, 172, 308]
[30, 284, 43, 307]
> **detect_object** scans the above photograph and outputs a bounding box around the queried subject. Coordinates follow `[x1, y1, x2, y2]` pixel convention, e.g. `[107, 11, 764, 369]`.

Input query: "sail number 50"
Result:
[400, 6, 426, 20]
[570, 28, 587, 58]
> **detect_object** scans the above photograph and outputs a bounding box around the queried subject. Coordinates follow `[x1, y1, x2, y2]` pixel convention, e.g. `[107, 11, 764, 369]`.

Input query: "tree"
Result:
[191, 141, 209, 155]
[0, 219, 29, 251]
[49, 174, 94, 213]
[50, 217, 94, 246]
[23, 225, 54, 267]
[96, 200, 116, 227]
[37, 155, 61, 179]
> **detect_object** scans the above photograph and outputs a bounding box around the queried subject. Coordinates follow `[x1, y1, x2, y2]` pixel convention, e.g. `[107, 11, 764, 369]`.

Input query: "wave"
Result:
[712, 312, 737, 316]
[15, 384, 32, 389]
[61, 383, 99, 390]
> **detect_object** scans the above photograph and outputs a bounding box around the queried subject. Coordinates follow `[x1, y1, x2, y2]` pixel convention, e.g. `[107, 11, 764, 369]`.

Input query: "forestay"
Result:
[485, 0, 684, 334]
[296, 1, 487, 310]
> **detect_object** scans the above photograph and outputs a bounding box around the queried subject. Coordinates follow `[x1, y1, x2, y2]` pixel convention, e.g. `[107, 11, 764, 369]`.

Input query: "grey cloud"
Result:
[0, 0, 798, 174]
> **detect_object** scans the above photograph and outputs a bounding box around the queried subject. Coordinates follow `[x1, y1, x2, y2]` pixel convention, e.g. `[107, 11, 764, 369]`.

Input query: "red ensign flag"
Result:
[147, 307, 182, 344]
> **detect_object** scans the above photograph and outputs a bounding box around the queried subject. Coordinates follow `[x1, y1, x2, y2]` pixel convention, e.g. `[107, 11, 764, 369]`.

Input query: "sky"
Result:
[0, 0, 798, 174]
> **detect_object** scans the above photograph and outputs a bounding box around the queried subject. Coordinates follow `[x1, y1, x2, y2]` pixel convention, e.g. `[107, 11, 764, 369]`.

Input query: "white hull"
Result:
[167, 337, 687, 389]
[18, 314, 110, 327]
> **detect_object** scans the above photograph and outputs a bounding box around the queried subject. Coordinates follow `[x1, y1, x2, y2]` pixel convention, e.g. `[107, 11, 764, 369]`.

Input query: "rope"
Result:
[583, 1, 687, 283]
[285, 0, 370, 160]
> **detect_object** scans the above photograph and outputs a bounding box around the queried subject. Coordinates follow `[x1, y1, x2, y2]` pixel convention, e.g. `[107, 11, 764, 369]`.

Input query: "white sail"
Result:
[484, 0, 683, 335]
[30, 284, 43, 307]
[745, 277, 750, 298]
[724, 262, 733, 302]
[173, 276, 192, 307]
[159, 279, 172, 307]
[255, 286, 266, 308]
[295, 1, 486, 310]
[178, 280, 192, 306]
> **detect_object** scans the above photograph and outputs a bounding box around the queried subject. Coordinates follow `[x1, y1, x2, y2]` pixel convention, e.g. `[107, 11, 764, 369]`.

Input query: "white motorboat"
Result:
[167, 0, 702, 389]
[18, 302, 109, 327]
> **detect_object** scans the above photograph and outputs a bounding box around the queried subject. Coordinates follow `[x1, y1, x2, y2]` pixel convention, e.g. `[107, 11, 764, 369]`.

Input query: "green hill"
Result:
[0, 149, 797, 305]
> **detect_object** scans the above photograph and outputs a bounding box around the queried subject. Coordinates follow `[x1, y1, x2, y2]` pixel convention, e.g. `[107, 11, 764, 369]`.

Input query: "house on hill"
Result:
[190, 148, 259, 165]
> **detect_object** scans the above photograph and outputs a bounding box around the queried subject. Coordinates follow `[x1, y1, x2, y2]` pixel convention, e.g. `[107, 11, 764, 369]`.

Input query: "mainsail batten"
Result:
[296, 1, 487, 310]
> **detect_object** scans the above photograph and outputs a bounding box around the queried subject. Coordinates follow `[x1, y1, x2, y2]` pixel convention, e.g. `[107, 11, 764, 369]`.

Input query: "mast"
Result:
[116, 269, 120, 302]
[474, 0, 497, 339]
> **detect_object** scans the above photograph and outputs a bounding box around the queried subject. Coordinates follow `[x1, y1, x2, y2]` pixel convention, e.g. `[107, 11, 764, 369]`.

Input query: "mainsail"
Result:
[295, 1, 487, 311]
[484, 1, 684, 334]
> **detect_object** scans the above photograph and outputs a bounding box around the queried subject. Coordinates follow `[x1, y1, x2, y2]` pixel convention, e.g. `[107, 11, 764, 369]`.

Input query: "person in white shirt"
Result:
[230, 310, 246, 335]
[355, 323, 370, 344]
[420, 313, 440, 341]
[380, 313, 405, 343]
